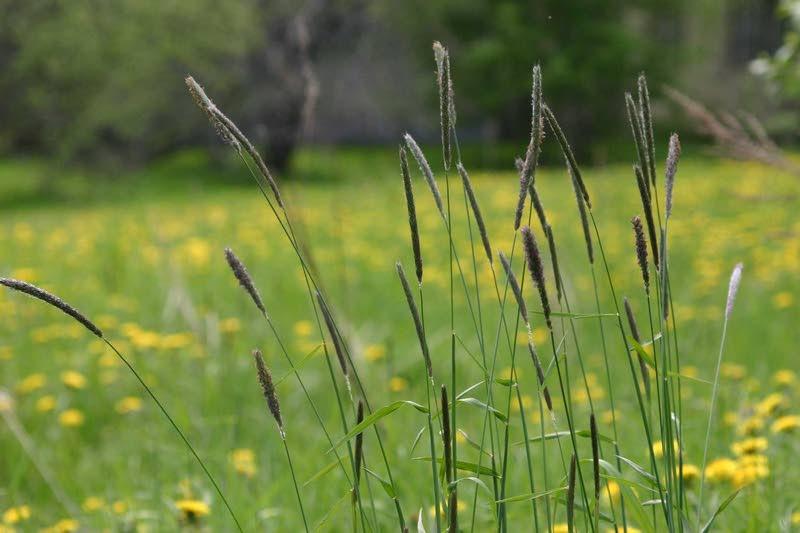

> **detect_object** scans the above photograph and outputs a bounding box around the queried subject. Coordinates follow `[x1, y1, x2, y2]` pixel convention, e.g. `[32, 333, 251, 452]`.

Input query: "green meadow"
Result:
[0, 146, 798, 531]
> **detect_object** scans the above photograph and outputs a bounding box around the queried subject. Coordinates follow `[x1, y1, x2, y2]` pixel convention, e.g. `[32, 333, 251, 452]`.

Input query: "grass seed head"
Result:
[726, 263, 744, 320]
[0, 278, 102, 338]
[396, 262, 432, 377]
[527, 341, 553, 412]
[665, 132, 681, 218]
[634, 164, 660, 269]
[253, 349, 284, 437]
[354, 400, 365, 487]
[567, 453, 577, 532]
[590, 412, 600, 500]
[403, 133, 445, 219]
[458, 163, 492, 263]
[399, 146, 423, 283]
[521, 226, 552, 329]
[441, 384, 453, 483]
[224, 248, 265, 314]
[499, 251, 528, 325]
[433, 41, 453, 170]
[316, 291, 349, 379]
[631, 216, 650, 293]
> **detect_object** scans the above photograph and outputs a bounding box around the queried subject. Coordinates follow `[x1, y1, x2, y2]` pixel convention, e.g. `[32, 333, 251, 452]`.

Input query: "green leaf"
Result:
[313, 490, 350, 532]
[458, 397, 508, 422]
[629, 336, 656, 369]
[329, 400, 428, 451]
[600, 473, 658, 494]
[417, 508, 427, 533]
[616, 454, 658, 485]
[667, 370, 712, 385]
[700, 488, 742, 533]
[456, 381, 485, 399]
[364, 467, 396, 499]
[515, 429, 615, 446]
[449, 476, 493, 497]
[533, 310, 618, 319]
[614, 479, 655, 533]
[303, 459, 339, 487]
[458, 429, 493, 458]
[496, 486, 567, 504]
[275, 343, 323, 385]
[412, 456, 501, 478]
[410, 425, 426, 455]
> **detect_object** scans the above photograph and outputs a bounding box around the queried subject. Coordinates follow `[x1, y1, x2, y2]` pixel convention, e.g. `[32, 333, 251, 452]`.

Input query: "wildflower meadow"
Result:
[1, 44, 799, 533]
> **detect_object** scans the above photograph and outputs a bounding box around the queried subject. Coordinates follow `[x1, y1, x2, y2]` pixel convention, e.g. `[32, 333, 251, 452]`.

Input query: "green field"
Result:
[0, 148, 798, 531]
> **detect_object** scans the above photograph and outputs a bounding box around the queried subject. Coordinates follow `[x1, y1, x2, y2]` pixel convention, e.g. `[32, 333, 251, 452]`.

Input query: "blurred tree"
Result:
[0, 0, 364, 170]
[393, 0, 683, 158]
[751, 0, 800, 98]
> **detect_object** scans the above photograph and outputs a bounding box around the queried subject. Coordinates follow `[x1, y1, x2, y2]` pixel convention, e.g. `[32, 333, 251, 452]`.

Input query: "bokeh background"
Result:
[1, 0, 799, 531]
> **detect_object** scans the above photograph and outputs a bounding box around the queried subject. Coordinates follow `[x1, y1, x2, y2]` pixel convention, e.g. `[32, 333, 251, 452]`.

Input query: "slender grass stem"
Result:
[283, 436, 310, 532]
[237, 152, 406, 529]
[588, 213, 669, 526]
[103, 340, 243, 532]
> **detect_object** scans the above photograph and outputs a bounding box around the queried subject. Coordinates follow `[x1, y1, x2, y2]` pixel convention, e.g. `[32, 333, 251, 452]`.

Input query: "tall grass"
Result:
[0, 42, 750, 532]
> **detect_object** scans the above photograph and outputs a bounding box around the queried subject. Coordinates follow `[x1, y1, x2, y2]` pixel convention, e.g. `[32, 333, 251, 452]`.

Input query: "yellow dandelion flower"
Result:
[772, 369, 796, 387]
[720, 363, 746, 380]
[112, 501, 127, 514]
[2, 505, 30, 524]
[532, 327, 548, 344]
[98, 353, 120, 368]
[389, 377, 408, 392]
[516, 331, 528, 346]
[115, 396, 143, 414]
[553, 524, 569, 533]
[175, 499, 210, 522]
[771, 415, 800, 434]
[499, 367, 514, 380]
[601, 480, 621, 504]
[0, 346, 12, 360]
[293, 320, 313, 337]
[58, 409, 84, 428]
[36, 395, 56, 413]
[160, 332, 193, 349]
[82, 497, 105, 512]
[792, 511, 800, 525]
[219, 318, 241, 334]
[511, 394, 534, 413]
[680, 464, 700, 485]
[230, 448, 257, 478]
[10, 268, 37, 282]
[704, 458, 737, 483]
[60, 371, 86, 390]
[722, 411, 738, 427]
[731, 437, 768, 456]
[428, 500, 468, 519]
[651, 439, 679, 459]
[731, 455, 769, 488]
[756, 393, 786, 416]
[364, 344, 386, 362]
[16, 373, 46, 394]
[738, 416, 764, 436]
[772, 291, 793, 309]
[41, 518, 79, 533]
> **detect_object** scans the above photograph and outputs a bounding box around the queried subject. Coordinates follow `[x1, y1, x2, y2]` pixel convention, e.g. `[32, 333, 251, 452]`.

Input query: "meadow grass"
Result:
[1, 61, 799, 531]
[0, 148, 797, 530]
